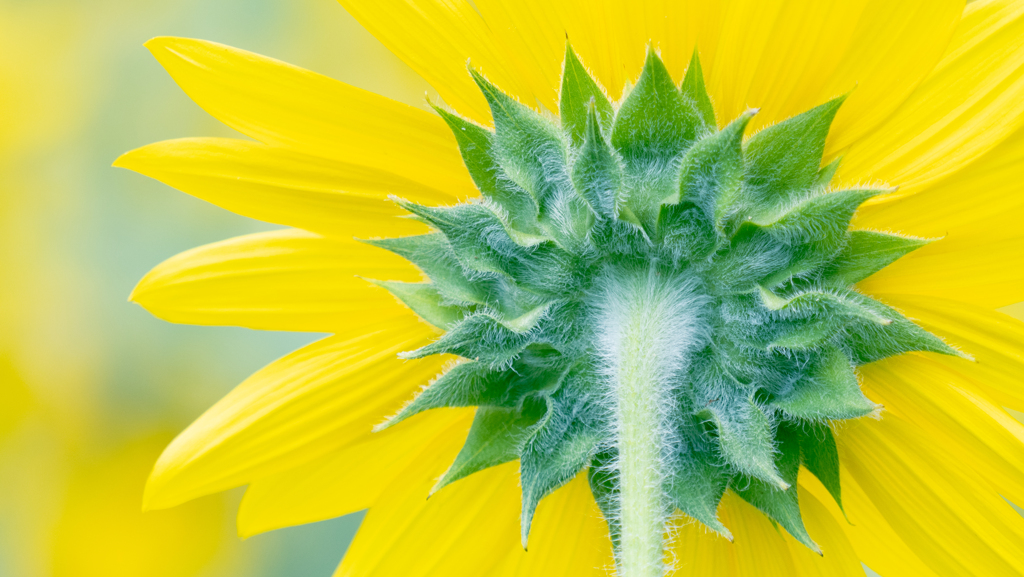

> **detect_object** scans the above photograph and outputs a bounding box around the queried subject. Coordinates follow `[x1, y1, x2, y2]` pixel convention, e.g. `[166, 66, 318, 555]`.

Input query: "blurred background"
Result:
[0, 0, 434, 575]
[2, 1, 1024, 576]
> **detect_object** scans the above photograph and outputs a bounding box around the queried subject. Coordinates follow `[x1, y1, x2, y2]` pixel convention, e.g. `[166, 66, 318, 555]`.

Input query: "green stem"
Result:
[597, 268, 703, 577]
[615, 320, 668, 577]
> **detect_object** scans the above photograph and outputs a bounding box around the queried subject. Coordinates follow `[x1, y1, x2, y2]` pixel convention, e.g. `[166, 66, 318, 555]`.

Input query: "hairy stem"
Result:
[616, 320, 669, 577]
[596, 268, 706, 577]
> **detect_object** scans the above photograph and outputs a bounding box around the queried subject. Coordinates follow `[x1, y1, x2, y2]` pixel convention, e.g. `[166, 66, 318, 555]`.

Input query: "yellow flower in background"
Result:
[120, 0, 1024, 576]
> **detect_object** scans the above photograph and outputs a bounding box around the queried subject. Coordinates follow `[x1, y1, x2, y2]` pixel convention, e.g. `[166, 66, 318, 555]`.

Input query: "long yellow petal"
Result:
[131, 229, 421, 332]
[857, 228, 1024, 308]
[492, 473, 614, 577]
[335, 462, 521, 577]
[722, 493, 798, 577]
[839, 0, 1024, 197]
[839, 418, 1024, 576]
[668, 492, 800, 576]
[237, 409, 472, 538]
[818, 0, 963, 154]
[854, 125, 1024, 237]
[144, 36, 475, 197]
[144, 328, 445, 510]
[866, 294, 1024, 412]
[784, 488, 862, 577]
[550, 0, 722, 102]
[706, 0, 958, 137]
[336, 0, 531, 122]
[114, 138, 444, 238]
[666, 509, 737, 575]
[860, 355, 1024, 506]
[458, 0, 565, 114]
[799, 469, 940, 577]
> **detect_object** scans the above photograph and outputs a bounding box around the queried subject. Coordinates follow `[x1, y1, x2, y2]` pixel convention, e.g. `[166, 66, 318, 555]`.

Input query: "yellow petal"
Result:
[667, 517, 737, 576]
[114, 138, 445, 238]
[492, 473, 613, 577]
[784, 487, 863, 577]
[336, 0, 531, 123]
[668, 492, 799, 576]
[818, 0, 963, 154]
[237, 409, 472, 538]
[854, 125, 1024, 237]
[860, 354, 1024, 506]
[335, 461, 521, 577]
[471, 0, 716, 107]
[721, 492, 798, 577]
[144, 328, 445, 510]
[551, 0, 722, 101]
[839, 0, 1024, 197]
[857, 228, 1024, 308]
[708, 0, 953, 136]
[867, 294, 1024, 412]
[131, 229, 420, 332]
[459, 0, 565, 114]
[799, 467, 940, 577]
[839, 418, 1024, 576]
[144, 36, 475, 197]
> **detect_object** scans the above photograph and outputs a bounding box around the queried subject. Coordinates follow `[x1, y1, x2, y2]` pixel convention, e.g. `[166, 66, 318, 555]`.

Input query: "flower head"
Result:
[119, 1, 1024, 576]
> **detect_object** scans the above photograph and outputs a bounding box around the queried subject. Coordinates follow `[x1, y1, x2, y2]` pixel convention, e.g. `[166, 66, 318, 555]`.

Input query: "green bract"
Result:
[369, 44, 962, 564]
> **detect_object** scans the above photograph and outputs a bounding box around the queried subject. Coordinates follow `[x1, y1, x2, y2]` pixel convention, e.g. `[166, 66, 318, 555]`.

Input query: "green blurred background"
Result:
[2, 1, 1024, 575]
[0, 0, 433, 575]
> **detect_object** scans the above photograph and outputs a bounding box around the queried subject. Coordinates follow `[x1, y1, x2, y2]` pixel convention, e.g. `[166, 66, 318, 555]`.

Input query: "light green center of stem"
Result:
[596, 268, 705, 576]
[616, 345, 667, 577]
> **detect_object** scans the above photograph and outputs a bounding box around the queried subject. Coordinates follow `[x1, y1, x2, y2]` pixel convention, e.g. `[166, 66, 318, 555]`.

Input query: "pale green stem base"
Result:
[616, 321, 669, 577]
[597, 269, 703, 577]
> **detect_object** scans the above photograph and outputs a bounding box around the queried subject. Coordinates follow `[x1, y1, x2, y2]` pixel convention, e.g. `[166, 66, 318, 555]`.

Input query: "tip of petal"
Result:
[143, 36, 182, 57]
[111, 151, 132, 169]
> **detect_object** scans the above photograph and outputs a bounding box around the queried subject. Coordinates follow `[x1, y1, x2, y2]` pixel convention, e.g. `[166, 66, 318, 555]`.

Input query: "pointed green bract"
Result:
[396, 201, 522, 277]
[470, 69, 570, 224]
[561, 43, 614, 146]
[369, 48, 964, 563]
[822, 230, 933, 286]
[572, 104, 622, 221]
[379, 349, 568, 430]
[612, 49, 705, 164]
[432, 105, 542, 234]
[680, 49, 716, 132]
[743, 95, 846, 214]
[704, 384, 787, 489]
[403, 305, 550, 368]
[677, 110, 752, 228]
[665, 438, 731, 538]
[733, 426, 820, 552]
[773, 348, 878, 421]
[368, 281, 466, 330]
[520, 374, 603, 547]
[845, 297, 965, 364]
[613, 49, 710, 230]
[434, 403, 545, 493]
[798, 422, 844, 512]
[365, 234, 486, 305]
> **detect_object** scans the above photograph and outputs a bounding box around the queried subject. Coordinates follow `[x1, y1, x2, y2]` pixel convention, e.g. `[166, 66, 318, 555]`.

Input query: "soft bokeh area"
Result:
[0, 0, 431, 575]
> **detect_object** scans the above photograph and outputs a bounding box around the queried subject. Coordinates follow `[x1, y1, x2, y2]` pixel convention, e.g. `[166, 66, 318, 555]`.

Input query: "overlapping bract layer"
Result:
[370, 45, 961, 553]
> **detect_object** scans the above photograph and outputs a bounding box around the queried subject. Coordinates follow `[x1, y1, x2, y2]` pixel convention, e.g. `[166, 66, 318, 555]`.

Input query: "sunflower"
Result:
[117, 0, 1024, 575]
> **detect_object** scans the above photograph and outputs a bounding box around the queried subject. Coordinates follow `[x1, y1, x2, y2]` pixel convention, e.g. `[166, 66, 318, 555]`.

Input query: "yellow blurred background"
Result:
[0, 0, 432, 575]
[3, 1, 1024, 576]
